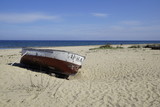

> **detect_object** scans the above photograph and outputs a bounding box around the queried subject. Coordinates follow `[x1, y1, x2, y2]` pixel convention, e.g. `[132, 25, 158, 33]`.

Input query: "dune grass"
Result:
[144, 44, 160, 50]
[89, 44, 123, 50]
[128, 45, 141, 48]
[128, 44, 160, 50]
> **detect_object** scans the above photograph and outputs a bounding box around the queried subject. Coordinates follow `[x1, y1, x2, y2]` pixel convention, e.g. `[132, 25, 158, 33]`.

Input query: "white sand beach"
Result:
[0, 45, 160, 107]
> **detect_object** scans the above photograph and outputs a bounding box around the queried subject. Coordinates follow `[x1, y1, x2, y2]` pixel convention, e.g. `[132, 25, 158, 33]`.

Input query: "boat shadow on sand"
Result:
[8, 63, 70, 80]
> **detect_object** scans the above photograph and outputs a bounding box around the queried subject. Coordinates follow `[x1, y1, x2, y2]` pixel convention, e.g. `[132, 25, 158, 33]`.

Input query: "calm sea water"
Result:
[0, 40, 160, 49]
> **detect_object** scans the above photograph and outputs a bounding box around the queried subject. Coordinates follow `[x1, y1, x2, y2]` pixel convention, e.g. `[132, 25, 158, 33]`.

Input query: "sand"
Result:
[0, 45, 160, 107]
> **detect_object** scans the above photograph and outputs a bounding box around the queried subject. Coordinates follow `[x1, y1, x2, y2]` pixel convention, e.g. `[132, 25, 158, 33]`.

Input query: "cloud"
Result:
[0, 13, 60, 23]
[110, 26, 125, 31]
[91, 13, 109, 17]
[120, 20, 141, 25]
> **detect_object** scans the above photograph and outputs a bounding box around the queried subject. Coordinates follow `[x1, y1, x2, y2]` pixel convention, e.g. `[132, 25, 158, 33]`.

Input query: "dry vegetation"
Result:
[89, 44, 123, 50]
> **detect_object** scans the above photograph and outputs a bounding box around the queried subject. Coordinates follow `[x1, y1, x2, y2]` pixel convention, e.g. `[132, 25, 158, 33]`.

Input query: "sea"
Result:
[0, 40, 160, 49]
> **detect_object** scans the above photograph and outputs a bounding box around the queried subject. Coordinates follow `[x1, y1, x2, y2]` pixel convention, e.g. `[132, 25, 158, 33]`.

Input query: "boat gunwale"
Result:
[22, 48, 86, 58]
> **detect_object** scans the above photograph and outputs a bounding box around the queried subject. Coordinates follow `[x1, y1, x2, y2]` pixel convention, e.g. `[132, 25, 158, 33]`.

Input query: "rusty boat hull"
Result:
[20, 48, 85, 76]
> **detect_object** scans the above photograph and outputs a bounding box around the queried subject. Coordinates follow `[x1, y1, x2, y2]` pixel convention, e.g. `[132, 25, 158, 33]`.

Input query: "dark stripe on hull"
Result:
[20, 55, 81, 75]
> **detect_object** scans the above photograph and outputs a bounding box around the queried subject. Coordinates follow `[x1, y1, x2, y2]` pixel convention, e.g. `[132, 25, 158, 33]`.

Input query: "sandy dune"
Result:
[0, 45, 160, 107]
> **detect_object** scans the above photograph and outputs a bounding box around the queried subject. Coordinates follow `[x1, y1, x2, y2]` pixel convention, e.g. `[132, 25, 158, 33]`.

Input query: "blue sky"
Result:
[0, 0, 160, 40]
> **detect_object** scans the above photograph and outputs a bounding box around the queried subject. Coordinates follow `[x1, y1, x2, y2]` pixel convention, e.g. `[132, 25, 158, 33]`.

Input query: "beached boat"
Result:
[20, 48, 85, 77]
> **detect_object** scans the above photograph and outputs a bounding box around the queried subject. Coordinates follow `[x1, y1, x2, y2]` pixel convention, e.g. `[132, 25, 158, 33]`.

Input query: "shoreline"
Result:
[0, 40, 160, 50]
[0, 43, 160, 50]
